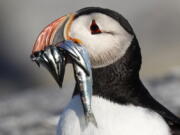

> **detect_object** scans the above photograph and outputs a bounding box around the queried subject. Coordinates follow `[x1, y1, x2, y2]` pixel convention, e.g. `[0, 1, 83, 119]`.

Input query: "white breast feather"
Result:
[57, 95, 171, 135]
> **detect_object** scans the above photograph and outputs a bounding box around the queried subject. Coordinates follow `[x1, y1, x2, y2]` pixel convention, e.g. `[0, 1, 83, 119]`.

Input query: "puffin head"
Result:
[32, 7, 140, 70]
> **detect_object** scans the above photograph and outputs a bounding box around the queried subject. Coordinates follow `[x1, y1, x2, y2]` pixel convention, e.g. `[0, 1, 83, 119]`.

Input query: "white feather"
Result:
[69, 13, 133, 68]
[57, 95, 171, 135]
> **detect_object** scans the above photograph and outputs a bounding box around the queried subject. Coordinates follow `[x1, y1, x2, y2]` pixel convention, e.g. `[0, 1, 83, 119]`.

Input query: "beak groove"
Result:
[32, 14, 77, 54]
[32, 15, 69, 53]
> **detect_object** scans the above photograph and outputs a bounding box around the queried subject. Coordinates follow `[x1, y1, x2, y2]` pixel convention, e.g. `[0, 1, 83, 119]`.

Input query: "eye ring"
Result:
[90, 20, 102, 34]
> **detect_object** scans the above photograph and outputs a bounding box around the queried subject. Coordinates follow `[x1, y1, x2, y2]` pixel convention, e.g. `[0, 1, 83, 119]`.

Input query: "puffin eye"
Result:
[90, 20, 101, 34]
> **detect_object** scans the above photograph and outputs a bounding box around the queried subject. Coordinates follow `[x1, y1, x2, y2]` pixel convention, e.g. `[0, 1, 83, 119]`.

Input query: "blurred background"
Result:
[0, 0, 180, 135]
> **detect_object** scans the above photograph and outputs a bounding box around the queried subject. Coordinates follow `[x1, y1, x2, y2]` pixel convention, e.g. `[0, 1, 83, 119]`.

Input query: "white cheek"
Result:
[70, 13, 133, 68]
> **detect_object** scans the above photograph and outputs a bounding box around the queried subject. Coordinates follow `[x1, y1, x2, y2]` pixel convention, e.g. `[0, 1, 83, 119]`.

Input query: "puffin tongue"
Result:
[31, 40, 97, 127]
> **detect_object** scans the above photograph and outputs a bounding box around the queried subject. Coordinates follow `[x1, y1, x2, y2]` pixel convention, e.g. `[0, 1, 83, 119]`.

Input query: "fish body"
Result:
[59, 41, 97, 126]
[31, 40, 97, 127]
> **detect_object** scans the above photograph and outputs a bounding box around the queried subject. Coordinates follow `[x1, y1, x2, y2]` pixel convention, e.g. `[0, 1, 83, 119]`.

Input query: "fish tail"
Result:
[85, 112, 98, 127]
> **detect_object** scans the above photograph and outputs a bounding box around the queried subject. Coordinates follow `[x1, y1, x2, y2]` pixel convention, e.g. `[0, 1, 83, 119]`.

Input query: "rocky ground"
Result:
[0, 73, 180, 135]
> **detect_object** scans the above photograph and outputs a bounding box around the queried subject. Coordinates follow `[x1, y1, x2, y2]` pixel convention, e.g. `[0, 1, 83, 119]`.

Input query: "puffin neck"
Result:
[92, 37, 143, 104]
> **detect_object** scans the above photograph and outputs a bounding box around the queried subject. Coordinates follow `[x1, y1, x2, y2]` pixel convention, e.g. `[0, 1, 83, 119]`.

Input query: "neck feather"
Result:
[92, 37, 142, 104]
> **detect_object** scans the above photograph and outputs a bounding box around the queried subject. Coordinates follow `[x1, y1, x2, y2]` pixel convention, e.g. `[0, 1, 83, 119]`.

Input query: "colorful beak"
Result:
[32, 14, 75, 53]
[30, 13, 85, 87]
[31, 14, 75, 87]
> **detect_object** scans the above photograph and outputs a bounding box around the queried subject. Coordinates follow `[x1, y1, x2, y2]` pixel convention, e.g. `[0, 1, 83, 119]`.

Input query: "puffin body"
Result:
[31, 7, 180, 135]
[57, 95, 170, 135]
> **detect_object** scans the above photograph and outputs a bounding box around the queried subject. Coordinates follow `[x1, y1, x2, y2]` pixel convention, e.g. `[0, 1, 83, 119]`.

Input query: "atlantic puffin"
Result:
[31, 7, 180, 135]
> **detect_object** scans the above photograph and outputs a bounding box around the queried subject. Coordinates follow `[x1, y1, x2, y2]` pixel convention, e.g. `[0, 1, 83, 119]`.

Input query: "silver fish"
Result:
[59, 41, 97, 127]
[31, 40, 97, 127]
[31, 45, 66, 87]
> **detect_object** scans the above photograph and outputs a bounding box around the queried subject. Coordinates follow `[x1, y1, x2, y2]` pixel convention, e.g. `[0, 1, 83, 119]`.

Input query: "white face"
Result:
[69, 13, 133, 68]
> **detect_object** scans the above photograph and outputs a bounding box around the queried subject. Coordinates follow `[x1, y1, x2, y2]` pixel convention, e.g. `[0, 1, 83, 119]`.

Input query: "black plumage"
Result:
[75, 7, 180, 134]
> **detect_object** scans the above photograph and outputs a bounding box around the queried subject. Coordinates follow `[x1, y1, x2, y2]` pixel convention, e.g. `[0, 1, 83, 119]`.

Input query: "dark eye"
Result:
[90, 20, 102, 34]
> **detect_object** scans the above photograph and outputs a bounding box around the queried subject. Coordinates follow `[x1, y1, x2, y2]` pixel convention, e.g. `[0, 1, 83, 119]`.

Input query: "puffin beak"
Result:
[31, 13, 84, 87]
[32, 14, 75, 53]
[31, 14, 76, 87]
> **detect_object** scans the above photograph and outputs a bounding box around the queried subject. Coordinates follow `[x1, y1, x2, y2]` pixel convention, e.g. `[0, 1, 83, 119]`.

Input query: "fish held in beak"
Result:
[31, 14, 70, 87]
[31, 40, 97, 126]
[30, 13, 97, 126]
[59, 41, 97, 127]
[31, 45, 66, 87]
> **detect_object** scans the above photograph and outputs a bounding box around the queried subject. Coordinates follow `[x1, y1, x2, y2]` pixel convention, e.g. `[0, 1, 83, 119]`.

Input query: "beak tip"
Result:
[30, 54, 35, 60]
[30, 53, 40, 67]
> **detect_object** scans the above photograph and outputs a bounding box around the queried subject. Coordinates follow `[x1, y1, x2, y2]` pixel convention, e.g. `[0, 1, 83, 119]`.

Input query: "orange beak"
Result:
[31, 13, 84, 87]
[32, 14, 79, 54]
